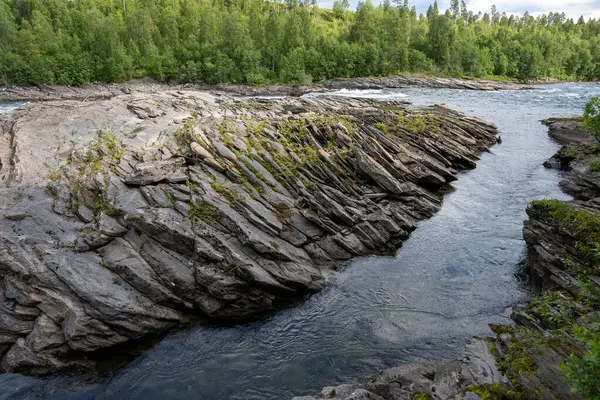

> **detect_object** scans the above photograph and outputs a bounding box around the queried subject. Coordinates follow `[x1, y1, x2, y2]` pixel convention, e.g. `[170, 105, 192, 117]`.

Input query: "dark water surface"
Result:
[1, 83, 599, 399]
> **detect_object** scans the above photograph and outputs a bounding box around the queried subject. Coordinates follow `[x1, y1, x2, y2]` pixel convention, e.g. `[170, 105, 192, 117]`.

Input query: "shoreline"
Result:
[0, 74, 536, 103]
[0, 89, 498, 375]
[298, 117, 600, 400]
[1, 82, 596, 393]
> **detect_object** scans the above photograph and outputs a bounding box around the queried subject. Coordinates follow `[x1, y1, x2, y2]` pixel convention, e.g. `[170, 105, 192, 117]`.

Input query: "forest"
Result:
[1, 0, 600, 85]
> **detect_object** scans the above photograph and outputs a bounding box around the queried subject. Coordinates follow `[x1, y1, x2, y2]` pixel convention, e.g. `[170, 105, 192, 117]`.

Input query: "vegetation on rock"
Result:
[524, 102, 600, 398]
[470, 198, 600, 399]
[445, 100, 600, 400]
[528, 199, 600, 272]
[584, 97, 600, 141]
[465, 382, 526, 400]
[561, 324, 600, 399]
[0, 92, 500, 374]
[517, 126, 600, 398]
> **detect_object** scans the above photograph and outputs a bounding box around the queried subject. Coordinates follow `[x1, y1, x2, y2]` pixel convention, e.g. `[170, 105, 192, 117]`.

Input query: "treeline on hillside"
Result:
[1, 0, 600, 85]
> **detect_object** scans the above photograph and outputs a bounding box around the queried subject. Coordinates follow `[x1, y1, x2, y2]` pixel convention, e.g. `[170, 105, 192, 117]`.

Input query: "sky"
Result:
[317, 0, 600, 20]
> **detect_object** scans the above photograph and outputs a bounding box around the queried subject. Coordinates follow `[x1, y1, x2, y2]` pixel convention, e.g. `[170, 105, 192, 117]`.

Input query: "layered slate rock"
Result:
[525, 118, 600, 312]
[541, 118, 600, 200]
[299, 119, 600, 400]
[503, 119, 600, 400]
[0, 90, 497, 374]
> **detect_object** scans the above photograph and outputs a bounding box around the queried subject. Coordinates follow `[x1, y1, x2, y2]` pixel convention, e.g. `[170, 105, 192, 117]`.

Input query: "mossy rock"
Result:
[465, 383, 526, 400]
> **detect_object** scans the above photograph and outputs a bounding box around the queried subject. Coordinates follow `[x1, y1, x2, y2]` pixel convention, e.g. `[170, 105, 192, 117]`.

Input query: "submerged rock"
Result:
[299, 118, 600, 400]
[295, 339, 505, 400]
[0, 90, 497, 374]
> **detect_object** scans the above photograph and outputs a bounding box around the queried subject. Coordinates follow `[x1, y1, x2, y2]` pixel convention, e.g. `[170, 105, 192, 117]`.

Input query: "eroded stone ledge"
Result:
[0, 91, 497, 374]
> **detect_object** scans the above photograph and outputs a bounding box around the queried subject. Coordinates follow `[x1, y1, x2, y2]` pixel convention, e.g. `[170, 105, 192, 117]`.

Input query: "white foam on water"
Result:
[328, 88, 408, 99]
[0, 102, 25, 114]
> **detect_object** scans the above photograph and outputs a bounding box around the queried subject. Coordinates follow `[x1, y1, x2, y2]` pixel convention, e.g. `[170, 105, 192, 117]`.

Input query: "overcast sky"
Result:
[317, 0, 600, 20]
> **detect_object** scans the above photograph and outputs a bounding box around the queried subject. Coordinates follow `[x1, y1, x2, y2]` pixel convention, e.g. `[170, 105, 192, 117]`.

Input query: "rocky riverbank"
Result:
[0, 90, 498, 374]
[297, 119, 600, 399]
[321, 75, 533, 92]
[0, 74, 533, 102]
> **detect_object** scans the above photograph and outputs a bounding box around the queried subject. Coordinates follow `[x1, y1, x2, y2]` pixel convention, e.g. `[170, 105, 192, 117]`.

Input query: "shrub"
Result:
[561, 324, 600, 399]
[584, 97, 600, 142]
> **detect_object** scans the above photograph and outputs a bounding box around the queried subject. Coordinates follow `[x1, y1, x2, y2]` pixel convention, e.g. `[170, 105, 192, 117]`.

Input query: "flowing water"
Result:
[1, 83, 600, 400]
[0, 102, 25, 113]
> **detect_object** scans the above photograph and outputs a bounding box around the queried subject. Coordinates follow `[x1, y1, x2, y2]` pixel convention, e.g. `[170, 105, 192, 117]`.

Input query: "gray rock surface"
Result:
[540, 120, 600, 201]
[512, 118, 598, 399]
[0, 75, 533, 103]
[322, 75, 533, 91]
[527, 119, 600, 292]
[0, 89, 497, 374]
[541, 118, 593, 146]
[294, 339, 505, 400]
[298, 118, 597, 400]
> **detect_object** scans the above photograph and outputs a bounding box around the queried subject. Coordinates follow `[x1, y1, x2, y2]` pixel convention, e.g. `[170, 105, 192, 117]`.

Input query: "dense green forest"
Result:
[1, 0, 600, 85]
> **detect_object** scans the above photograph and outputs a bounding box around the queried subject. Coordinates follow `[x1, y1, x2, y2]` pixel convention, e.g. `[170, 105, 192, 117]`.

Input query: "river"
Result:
[0, 83, 599, 399]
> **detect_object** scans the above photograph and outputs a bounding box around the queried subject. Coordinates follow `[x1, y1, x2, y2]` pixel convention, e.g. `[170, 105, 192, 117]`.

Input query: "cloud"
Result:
[464, 0, 600, 20]
[317, 0, 600, 20]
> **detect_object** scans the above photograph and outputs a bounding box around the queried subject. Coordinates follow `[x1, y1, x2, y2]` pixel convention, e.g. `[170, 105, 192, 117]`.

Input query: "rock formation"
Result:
[0, 89, 497, 374]
[0, 74, 533, 103]
[294, 339, 506, 400]
[541, 118, 600, 200]
[298, 119, 600, 400]
[322, 75, 533, 92]
[513, 120, 600, 400]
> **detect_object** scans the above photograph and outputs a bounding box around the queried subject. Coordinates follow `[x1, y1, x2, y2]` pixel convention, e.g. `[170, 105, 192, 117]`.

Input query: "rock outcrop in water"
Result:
[0, 89, 498, 374]
[322, 75, 533, 92]
[0, 74, 532, 102]
[526, 119, 600, 301]
[298, 119, 600, 400]
[541, 118, 600, 201]
[294, 339, 505, 400]
[509, 120, 600, 399]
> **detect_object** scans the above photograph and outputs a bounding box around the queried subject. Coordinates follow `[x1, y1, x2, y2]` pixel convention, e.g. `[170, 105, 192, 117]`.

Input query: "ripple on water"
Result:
[2, 83, 600, 400]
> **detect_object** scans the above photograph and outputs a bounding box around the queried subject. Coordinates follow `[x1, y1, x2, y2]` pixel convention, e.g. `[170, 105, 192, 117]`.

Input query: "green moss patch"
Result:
[465, 383, 526, 400]
[528, 200, 600, 273]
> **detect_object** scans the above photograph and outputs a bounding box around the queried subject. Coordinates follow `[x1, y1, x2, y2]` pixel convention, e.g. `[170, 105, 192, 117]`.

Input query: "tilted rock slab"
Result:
[295, 339, 504, 400]
[527, 119, 600, 294]
[0, 90, 497, 374]
[300, 117, 597, 400]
